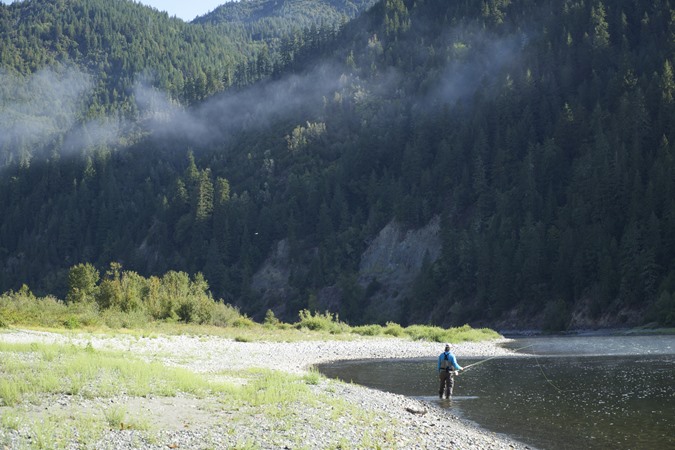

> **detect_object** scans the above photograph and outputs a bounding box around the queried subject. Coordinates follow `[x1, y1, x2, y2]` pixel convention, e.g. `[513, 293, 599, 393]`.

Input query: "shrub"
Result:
[232, 316, 256, 328]
[351, 324, 383, 336]
[263, 309, 280, 327]
[176, 296, 201, 323]
[0, 313, 7, 328]
[74, 303, 102, 327]
[383, 322, 405, 337]
[100, 309, 150, 329]
[403, 324, 500, 343]
[63, 316, 81, 330]
[295, 310, 348, 334]
[0, 290, 69, 328]
[66, 263, 100, 304]
[443, 324, 501, 342]
[208, 302, 244, 327]
[404, 325, 448, 342]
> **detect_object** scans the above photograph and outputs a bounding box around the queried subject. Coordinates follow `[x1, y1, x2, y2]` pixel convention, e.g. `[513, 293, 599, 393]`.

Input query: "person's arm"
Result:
[451, 354, 463, 371]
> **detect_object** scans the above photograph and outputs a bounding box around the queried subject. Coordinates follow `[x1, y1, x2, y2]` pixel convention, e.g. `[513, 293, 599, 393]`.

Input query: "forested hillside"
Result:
[195, 0, 376, 32]
[193, 0, 378, 72]
[1, 0, 674, 330]
[0, 0, 362, 167]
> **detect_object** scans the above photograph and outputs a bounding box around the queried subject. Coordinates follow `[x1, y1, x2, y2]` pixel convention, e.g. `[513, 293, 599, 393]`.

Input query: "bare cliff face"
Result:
[249, 239, 294, 315]
[355, 216, 441, 322]
[250, 216, 442, 322]
[249, 217, 648, 330]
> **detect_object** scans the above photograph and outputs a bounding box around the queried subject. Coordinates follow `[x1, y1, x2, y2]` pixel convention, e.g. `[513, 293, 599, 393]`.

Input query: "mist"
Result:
[0, 67, 92, 160]
[0, 22, 524, 169]
[420, 22, 525, 111]
[0, 62, 350, 167]
[142, 62, 348, 148]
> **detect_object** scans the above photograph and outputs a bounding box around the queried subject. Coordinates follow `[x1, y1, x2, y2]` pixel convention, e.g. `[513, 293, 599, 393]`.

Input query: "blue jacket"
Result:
[438, 351, 462, 371]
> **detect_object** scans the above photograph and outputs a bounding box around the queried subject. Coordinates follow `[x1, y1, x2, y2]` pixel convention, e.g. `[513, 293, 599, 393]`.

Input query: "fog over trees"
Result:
[0, 0, 674, 329]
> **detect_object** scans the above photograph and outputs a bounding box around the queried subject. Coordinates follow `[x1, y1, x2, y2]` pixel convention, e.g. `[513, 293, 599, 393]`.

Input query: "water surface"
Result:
[318, 336, 675, 449]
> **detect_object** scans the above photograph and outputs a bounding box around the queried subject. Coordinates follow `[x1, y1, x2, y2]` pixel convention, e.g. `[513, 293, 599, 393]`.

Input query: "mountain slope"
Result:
[0, 0, 242, 103]
[0, 0, 371, 167]
[1, 0, 674, 330]
[194, 0, 376, 31]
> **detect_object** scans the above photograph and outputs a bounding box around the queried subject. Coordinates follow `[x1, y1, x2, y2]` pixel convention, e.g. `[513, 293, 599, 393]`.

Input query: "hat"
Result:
[444, 344, 450, 351]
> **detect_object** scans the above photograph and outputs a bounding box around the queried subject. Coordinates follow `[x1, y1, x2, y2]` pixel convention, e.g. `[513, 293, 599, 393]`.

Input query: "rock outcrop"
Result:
[250, 217, 442, 322]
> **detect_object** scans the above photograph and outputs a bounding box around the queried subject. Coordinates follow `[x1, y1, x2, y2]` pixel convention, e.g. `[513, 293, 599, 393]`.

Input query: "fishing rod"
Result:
[458, 343, 536, 375]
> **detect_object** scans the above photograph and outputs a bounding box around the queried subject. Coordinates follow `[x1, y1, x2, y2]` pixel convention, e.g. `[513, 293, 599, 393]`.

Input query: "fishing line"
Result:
[529, 346, 589, 393]
[532, 350, 565, 392]
[459, 343, 536, 373]
[459, 343, 581, 393]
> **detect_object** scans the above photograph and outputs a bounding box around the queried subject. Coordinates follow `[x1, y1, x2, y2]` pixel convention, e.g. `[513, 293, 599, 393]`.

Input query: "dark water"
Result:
[318, 336, 675, 450]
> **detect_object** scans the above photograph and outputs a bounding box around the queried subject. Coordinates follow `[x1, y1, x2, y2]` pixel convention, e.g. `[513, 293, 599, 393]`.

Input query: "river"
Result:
[317, 335, 675, 450]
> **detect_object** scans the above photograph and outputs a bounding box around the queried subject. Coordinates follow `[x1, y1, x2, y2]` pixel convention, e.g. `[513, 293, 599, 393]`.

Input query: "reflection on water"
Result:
[318, 336, 675, 450]
[503, 334, 675, 356]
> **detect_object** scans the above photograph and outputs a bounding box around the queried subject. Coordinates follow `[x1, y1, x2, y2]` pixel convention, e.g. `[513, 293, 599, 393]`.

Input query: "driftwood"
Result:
[405, 406, 428, 415]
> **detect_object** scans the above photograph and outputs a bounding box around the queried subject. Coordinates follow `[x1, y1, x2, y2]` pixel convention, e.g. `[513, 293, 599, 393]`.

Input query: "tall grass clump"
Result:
[104, 405, 128, 429]
[302, 367, 322, 385]
[0, 341, 221, 405]
[230, 369, 318, 412]
[444, 324, 501, 341]
[404, 325, 448, 342]
[351, 324, 383, 336]
[294, 310, 349, 334]
[382, 322, 405, 337]
[404, 324, 500, 343]
[0, 410, 23, 430]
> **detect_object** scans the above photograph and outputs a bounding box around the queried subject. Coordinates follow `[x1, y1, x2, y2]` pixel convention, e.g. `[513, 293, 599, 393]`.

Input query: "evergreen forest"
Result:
[1, 0, 674, 330]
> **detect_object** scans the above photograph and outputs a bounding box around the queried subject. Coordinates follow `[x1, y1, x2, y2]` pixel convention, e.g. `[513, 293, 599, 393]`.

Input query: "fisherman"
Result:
[438, 343, 463, 399]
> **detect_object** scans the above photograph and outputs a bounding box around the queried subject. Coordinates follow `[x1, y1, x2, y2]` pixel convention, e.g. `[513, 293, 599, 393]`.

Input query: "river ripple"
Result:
[318, 335, 675, 450]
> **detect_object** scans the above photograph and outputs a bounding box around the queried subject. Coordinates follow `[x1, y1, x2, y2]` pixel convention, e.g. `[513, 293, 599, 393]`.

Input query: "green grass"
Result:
[0, 341, 225, 406]
[0, 410, 23, 430]
[1, 286, 504, 345]
[1, 318, 503, 346]
[0, 408, 153, 449]
[0, 331, 445, 450]
[351, 324, 384, 336]
[0, 341, 323, 448]
[403, 323, 501, 342]
[104, 404, 128, 429]
[224, 368, 318, 409]
[303, 367, 322, 385]
[295, 309, 350, 334]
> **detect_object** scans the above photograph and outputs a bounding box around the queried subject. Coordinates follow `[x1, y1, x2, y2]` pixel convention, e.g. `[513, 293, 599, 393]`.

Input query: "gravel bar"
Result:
[0, 329, 533, 449]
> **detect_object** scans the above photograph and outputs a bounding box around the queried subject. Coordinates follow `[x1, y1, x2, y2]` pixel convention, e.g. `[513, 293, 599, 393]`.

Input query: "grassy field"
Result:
[0, 338, 398, 449]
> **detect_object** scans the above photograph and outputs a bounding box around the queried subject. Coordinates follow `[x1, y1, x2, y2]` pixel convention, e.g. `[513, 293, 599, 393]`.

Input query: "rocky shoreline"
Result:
[0, 329, 533, 449]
